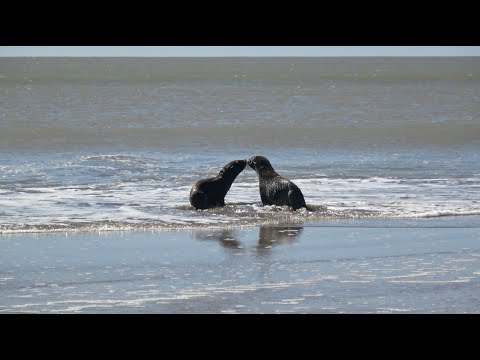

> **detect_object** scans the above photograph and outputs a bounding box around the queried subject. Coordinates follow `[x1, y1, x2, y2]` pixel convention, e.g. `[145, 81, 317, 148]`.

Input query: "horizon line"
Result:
[1, 46, 480, 57]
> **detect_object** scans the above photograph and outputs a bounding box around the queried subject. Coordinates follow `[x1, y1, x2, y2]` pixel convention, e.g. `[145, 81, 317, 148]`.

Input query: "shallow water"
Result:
[1, 218, 479, 313]
[1, 57, 479, 232]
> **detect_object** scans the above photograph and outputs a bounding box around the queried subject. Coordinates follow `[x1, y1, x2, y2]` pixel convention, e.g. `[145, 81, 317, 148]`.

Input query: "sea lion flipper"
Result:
[288, 187, 307, 210]
[190, 189, 209, 210]
[260, 192, 272, 206]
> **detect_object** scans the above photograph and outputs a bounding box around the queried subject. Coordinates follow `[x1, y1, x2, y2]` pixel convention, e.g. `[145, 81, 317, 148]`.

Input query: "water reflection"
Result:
[256, 226, 303, 255]
[192, 229, 242, 250]
[191, 225, 303, 253]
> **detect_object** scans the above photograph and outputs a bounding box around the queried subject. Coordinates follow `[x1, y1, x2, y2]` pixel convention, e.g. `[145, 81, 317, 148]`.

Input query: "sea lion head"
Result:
[247, 156, 274, 174]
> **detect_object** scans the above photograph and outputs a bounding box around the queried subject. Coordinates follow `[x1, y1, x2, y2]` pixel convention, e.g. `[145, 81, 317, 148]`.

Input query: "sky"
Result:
[1, 46, 480, 57]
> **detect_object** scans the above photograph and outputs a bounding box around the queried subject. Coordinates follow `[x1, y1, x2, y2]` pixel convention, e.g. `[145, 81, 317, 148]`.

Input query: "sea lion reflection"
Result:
[256, 226, 303, 253]
[193, 229, 242, 250]
[192, 225, 304, 253]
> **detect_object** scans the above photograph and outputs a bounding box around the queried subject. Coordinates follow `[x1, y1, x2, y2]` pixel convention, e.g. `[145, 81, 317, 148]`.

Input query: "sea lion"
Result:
[247, 155, 307, 210]
[190, 160, 246, 210]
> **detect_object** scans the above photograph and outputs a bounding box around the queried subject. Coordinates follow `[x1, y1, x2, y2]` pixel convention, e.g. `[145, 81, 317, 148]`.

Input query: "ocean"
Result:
[1, 57, 480, 313]
[1, 57, 479, 233]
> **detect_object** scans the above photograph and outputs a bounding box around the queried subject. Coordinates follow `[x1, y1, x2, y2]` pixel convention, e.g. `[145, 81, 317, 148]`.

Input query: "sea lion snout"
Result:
[225, 159, 246, 172]
[247, 156, 261, 170]
[236, 159, 247, 169]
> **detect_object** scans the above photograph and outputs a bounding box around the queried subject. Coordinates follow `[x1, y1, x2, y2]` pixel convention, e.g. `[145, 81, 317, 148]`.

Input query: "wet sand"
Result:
[1, 217, 479, 313]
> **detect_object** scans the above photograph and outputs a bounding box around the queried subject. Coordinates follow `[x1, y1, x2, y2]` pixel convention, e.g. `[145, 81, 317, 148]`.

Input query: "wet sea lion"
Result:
[247, 155, 307, 210]
[190, 160, 246, 210]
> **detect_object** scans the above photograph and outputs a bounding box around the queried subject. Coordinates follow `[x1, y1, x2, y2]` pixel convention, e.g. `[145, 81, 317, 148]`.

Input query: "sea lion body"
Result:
[247, 156, 306, 210]
[190, 160, 246, 210]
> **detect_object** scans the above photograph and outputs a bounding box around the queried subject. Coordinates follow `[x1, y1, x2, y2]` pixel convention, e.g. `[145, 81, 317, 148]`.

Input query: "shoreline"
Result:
[1, 214, 479, 236]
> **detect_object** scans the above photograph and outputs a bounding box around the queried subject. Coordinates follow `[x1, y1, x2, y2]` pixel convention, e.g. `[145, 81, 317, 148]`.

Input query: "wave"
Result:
[2, 58, 479, 85]
[2, 123, 480, 151]
[1, 204, 479, 234]
[1, 175, 479, 234]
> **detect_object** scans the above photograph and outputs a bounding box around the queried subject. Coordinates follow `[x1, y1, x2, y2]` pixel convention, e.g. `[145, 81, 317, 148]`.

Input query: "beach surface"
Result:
[1, 216, 479, 313]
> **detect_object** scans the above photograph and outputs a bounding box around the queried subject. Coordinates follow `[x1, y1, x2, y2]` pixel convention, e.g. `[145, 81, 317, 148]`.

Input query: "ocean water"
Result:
[1, 57, 480, 233]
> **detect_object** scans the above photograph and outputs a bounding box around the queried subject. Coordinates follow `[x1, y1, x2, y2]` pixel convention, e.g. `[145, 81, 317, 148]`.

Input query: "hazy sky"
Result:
[1, 46, 480, 57]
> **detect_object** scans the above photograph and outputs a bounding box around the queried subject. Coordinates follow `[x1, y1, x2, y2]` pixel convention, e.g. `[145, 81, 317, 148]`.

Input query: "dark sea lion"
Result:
[190, 160, 246, 210]
[247, 155, 307, 210]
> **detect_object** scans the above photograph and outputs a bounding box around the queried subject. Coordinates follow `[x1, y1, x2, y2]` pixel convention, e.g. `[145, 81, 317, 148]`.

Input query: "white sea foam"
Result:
[1, 176, 479, 233]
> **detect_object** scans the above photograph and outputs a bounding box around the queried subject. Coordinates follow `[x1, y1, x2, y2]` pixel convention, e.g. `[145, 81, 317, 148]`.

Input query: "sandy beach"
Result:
[1, 216, 479, 313]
